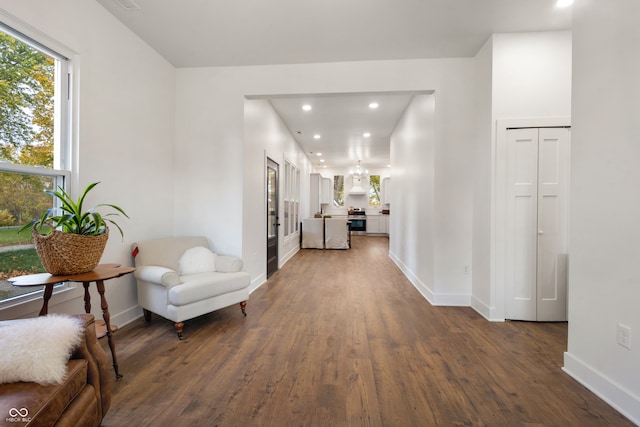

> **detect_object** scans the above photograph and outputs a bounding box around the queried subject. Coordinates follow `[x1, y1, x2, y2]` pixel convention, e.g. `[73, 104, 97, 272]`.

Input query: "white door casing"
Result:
[505, 127, 570, 321]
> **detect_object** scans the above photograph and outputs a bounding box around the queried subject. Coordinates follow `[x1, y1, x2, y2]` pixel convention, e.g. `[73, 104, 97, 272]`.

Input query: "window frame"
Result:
[0, 21, 74, 312]
[282, 158, 300, 240]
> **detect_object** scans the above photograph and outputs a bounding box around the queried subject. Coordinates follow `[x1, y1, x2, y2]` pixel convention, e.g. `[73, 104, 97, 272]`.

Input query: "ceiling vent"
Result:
[112, 0, 141, 11]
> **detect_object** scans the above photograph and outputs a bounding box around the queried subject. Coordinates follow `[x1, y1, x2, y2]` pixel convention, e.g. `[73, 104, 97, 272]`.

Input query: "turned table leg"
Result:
[94, 279, 122, 380]
[83, 282, 91, 313]
[38, 284, 54, 316]
[240, 301, 247, 316]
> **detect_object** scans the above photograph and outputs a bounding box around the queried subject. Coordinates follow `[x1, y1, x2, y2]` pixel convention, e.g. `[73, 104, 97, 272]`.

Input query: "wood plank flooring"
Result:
[101, 236, 633, 426]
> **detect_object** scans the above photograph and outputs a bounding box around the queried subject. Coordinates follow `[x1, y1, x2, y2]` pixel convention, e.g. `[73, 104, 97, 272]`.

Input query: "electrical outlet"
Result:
[617, 323, 631, 350]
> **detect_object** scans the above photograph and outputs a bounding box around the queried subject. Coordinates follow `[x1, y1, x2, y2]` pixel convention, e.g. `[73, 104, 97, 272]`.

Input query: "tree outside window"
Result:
[369, 175, 381, 206]
[0, 28, 66, 301]
[333, 175, 344, 207]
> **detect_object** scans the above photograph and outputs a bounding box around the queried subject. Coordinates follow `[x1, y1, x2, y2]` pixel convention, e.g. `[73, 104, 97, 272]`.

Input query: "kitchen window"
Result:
[369, 175, 381, 206]
[333, 175, 344, 207]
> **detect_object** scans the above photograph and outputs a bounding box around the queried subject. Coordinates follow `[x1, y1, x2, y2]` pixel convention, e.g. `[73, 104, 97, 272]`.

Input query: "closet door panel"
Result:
[506, 128, 539, 321]
[537, 128, 570, 321]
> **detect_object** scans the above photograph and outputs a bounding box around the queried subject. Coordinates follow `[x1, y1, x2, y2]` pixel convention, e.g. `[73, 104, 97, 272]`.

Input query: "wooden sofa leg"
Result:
[174, 322, 184, 340]
[143, 309, 152, 322]
[240, 301, 247, 316]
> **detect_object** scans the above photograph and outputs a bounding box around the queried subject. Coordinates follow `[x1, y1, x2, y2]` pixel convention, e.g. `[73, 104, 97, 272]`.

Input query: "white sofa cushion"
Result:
[169, 271, 251, 306]
[178, 246, 217, 275]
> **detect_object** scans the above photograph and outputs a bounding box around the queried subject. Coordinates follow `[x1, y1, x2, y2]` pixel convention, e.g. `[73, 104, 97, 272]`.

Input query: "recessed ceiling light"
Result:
[387, 164, 391, 168]
[314, 134, 321, 139]
[302, 104, 312, 111]
[369, 102, 379, 109]
[556, 0, 573, 7]
[363, 132, 371, 138]
[320, 159, 325, 163]
[316, 152, 322, 156]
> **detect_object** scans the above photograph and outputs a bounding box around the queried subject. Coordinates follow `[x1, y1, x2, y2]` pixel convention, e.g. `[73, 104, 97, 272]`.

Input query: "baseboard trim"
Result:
[470, 296, 505, 322]
[563, 352, 640, 425]
[433, 293, 471, 306]
[111, 304, 143, 329]
[249, 274, 266, 294]
[389, 250, 435, 304]
[388, 250, 472, 307]
[280, 245, 299, 267]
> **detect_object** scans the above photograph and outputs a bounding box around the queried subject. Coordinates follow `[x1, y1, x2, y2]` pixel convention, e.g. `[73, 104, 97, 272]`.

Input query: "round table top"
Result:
[8, 263, 135, 287]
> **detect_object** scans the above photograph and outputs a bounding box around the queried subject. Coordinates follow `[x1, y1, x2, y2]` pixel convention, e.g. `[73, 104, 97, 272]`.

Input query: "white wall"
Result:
[493, 32, 572, 118]
[0, 1, 176, 325]
[389, 95, 436, 298]
[175, 58, 476, 305]
[243, 99, 313, 288]
[389, 90, 475, 305]
[471, 37, 494, 317]
[563, 1, 640, 422]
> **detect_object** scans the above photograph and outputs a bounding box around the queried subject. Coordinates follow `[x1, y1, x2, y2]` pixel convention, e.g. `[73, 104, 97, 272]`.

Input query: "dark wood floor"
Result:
[101, 236, 632, 426]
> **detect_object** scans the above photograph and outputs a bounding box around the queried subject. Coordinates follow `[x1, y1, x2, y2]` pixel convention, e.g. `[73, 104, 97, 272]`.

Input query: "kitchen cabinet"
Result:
[311, 174, 332, 214]
[321, 178, 332, 205]
[366, 216, 380, 234]
[379, 215, 389, 235]
[386, 214, 391, 236]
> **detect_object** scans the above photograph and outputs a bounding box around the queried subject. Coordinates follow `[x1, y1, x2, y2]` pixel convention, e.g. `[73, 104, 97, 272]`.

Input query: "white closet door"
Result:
[536, 128, 570, 321]
[506, 128, 539, 321]
[505, 127, 570, 321]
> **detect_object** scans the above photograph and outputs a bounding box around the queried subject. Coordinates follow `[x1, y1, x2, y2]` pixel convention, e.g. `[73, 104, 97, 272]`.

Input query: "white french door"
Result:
[505, 127, 570, 321]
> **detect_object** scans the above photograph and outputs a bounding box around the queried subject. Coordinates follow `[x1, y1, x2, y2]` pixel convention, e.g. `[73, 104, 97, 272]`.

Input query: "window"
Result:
[333, 175, 344, 207]
[283, 159, 300, 238]
[295, 169, 300, 233]
[0, 24, 71, 305]
[369, 175, 381, 207]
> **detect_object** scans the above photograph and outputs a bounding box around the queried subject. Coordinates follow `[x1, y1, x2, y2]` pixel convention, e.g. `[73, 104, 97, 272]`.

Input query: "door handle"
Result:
[538, 230, 544, 235]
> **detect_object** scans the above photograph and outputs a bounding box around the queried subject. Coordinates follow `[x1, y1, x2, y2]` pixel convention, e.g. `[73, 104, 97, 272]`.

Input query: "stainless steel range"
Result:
[348, 210, 366, 235]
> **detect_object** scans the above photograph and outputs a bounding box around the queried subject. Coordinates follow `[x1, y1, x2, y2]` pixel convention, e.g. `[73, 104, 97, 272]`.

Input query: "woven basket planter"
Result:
[33, 226, 109, 276]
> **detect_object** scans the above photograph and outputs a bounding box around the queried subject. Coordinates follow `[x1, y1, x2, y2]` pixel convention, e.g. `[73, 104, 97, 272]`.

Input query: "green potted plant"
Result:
[19, 182, 129, 276]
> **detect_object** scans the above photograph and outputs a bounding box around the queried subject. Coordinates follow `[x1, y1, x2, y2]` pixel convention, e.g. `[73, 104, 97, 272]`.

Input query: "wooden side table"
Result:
[9, 263, 135, 380]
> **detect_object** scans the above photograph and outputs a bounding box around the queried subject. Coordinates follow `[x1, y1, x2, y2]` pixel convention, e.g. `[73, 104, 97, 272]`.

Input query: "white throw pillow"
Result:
[0, 315, 83, 385]
[178, 246, 217, 274]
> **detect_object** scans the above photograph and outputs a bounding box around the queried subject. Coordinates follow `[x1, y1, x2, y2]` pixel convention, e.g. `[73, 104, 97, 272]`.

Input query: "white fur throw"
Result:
[0, 315, 83, 385]
[178, 246, 217, 275]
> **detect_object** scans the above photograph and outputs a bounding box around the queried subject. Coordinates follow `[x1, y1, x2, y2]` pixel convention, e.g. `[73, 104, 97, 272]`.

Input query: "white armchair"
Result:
[132, 236, 251, 339]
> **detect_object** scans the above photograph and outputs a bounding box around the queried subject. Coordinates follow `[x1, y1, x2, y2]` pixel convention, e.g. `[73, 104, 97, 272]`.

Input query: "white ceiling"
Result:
[97, 0, 571, 68]
[97, 0, 572, 169]
[267, 93, 421, 170]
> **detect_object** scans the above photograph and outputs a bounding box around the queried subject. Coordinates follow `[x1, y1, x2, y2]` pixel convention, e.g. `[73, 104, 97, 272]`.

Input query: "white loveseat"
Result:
[132, 236, 251, 339]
